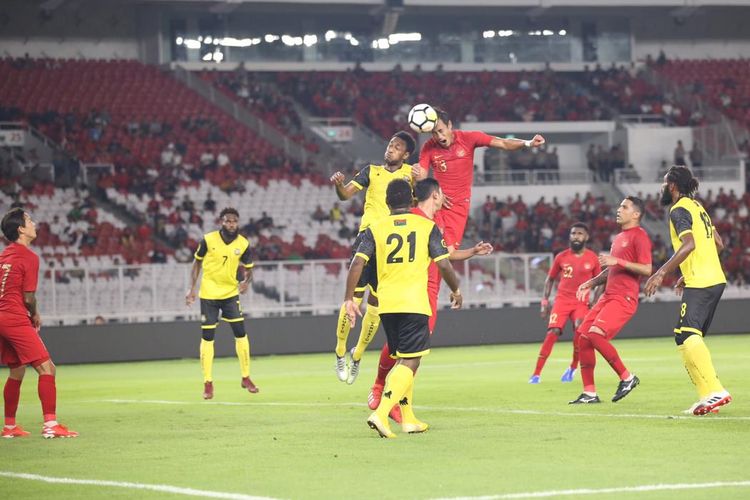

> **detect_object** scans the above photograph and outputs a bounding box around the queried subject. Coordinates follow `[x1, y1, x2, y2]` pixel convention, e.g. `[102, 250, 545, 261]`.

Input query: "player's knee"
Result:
[674, 330, 696, 346]
[588, 326, 606, 337]
[8, 365, 26, 380]
[33, 358, 55, 376]
[202, 330, 216, 341]
[367, 294, 379, 307]
[230, 322, 246, 338]
[400, 357, 421, 373]
[548, 328, 563, 336]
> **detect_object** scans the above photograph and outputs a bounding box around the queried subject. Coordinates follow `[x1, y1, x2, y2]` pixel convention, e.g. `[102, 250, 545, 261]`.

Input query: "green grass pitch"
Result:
[1, 334, 749, 499]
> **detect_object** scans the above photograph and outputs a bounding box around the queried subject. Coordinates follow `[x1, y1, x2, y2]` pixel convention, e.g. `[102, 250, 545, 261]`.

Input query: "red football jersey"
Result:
[0, 243, 39, 320]
[548, 248, 601, 301]
[412, 207, 440, 293]
[419, 130, 493, 212]
[605, 226, 652, 301]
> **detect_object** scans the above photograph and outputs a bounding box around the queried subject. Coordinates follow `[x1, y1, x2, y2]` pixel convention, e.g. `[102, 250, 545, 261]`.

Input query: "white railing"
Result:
[483, 169, 593, 185]
[37, 253, 554, 325]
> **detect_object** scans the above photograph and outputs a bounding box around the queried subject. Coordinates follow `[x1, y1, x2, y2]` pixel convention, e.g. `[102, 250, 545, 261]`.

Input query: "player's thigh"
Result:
[380, 313, 400, 356]
[578, 297, 605, 335]
[0, 322, 50, 366]
[676, 284, 725, 337]
[0, 334, 21, 367]
[394, 313, 431, 359]
[200, 299, 221, 329]
[218, 295, 243, 322]
[438, 209, 469, 248]
[548, 300, 577, 331]
[595, 295, 637, 339]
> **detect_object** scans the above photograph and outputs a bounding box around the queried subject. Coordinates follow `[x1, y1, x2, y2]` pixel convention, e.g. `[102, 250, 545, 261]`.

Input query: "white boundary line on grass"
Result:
[0, 471, 279, 500]
[433, 480, 750, 499]
[92, 399, 750, 421]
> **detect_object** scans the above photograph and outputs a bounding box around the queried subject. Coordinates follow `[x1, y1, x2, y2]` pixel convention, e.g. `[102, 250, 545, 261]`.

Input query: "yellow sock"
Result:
[399, 378, 418, 423]
[200, 338, 215, 383]
[235, 336, 251, 378]
[352, 304, 380, 361]
[376, 364, 413, 420]
[335, 296, 362, 357]
[678, 343, 709, 399]
[684, 335, 724, 394]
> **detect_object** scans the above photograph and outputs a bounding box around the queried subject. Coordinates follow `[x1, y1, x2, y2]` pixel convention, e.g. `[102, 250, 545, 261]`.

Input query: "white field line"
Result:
[0, 471, 279, 500]
[432, 480, 750, 499]
[90, 399, 750, 421]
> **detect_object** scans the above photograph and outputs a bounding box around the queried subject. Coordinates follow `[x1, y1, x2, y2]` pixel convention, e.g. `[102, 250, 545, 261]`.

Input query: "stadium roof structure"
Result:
[130, 0, 750, 5]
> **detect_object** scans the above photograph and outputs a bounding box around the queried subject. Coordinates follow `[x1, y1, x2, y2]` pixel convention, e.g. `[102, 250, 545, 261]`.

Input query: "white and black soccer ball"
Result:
[407, 103, 438, 134]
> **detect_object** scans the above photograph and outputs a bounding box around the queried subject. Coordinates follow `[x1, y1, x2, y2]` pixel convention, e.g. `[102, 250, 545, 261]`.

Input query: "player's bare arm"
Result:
[540, 275, 555, 318]
[489, 134, 545, 151]
[343, 255, 366, 325]
[577, 269, 609, 302]
[330, 171, 360, 201]
[436, 258, 463, 309]
[599, 253, 652, 277]
[23, 290, 41, 329]
[239, 267, 253, 295]
[186, 259, 202, 306]
[449, 241, 493, 261]
[645, 233, 696, 296]
[713, 229, 725, 253]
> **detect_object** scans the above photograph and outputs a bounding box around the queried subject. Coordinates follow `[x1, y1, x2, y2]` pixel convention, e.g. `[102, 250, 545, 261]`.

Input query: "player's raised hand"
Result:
[31, 312, 41, 330]
[411, 164, 425, 180]
[330, 171, 345, 185]
[344, 299, 363, 327]
[473, 241, 494, 256]
[598, 253, 618, 268]
[443, 194, 454, 209]
[530, 134, 546, 147]
[673, 275, 685, 297]
[450, 290, 463, 309]
[576, 281, 592, 302]
[540, 298, 549, 319]
[239, 282, 250, 294]
[186, 289, 197, 307]
[644, 271, 664, 297]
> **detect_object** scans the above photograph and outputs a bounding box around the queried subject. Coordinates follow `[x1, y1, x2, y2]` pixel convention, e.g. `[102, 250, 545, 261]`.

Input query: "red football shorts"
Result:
[577, 294, 638, 340]
[0, 317, 50, 368]
[434, 206, 469, 249]
[548, 298, 590, 331]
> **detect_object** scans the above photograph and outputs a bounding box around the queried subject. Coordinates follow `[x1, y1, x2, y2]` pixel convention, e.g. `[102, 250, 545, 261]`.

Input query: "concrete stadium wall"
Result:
[39, 298, 750, 365]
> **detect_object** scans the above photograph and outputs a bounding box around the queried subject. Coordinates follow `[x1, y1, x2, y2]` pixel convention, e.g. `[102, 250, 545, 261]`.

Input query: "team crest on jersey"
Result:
[456, 148, 467, 158]
[234, 249, 241, 255]
[584, 263, 592, 270]
[394, 219, 407, 226]
[621, 241, 629, 248]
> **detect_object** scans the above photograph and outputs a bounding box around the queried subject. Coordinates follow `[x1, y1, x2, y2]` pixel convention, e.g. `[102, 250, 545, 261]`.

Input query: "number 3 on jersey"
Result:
[386, 231, 416, 264]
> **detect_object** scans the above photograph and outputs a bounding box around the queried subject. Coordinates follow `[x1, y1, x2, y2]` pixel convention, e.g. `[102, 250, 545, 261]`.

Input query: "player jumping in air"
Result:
[186, 207, 257, 399]
[1, 208, 78, 438]
[530, 223, 601, 384]
[645, 165, 732, 415]
[570, 197, 652, 404]
[329, 131, 416, 385]
[343, 179, 463, 438]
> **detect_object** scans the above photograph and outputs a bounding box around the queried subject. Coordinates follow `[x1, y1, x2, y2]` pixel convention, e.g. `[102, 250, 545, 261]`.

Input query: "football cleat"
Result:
[2, 425, 30, 438]
[335, 355, 347, 382]
[346, 348, 360, 385]
[202, 381, 214, 400]
[683, 401, 719, 415]
[389, 404, 403, 424]
[561, 367, 576, 383]
[241, 377, 259, 394]
[367, 412, 396, 439]
[528, 375, 541, 384]
[694, 391, 732, 416]
[612, 375, 640, 402]
[402, 420, 429, 434]
[368, 384, 383, 410]
[42, 423, 78, 439]
[569, 393, 601, 404]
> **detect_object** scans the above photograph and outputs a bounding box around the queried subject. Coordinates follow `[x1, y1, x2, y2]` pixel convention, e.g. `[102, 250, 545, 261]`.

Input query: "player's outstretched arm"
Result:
[645, 233, 696, 296]
[239, 268, 253, 294]
[330, 171, 360, 201]
[436, 259, 462, 309]
[489, 134, 545, 151]
[714, 229, 725, 253]
[449, 241, 493, 261]
[577, 269, 608, 302]
[186, 259, 202, 306]
[343, 256, 366, 326]
[23, 291, 41, 329]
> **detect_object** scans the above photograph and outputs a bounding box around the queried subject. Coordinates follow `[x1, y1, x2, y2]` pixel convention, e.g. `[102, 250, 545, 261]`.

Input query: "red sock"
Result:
[533, 331, 558, 376]
[373, 344, 397, 387]
[4, 378, 22, 426]
[588, 334, 630, 381]
[38, 374, 57, 422]
[579, 334, 597, 393]
[570, 329, 582, 369]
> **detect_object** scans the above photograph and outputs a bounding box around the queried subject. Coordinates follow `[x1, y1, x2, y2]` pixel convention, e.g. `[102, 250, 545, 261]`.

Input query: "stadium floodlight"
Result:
[205, 36, 213, 44]
[264, 34, 279, 43]
[498, 30, 514, 37]
[202, 52, 213, 61]
[213, 50, 224, 62]
[175, 37, 184, 45]
[349, 37, 359, 46]
[388, 32, 421, 44]
[543, 30, 554, 36]
[184, 39, 201, 49]
[325, 30, 336, 42]
[303, 34, 318, 47]
[483, 30, 495, 39]
[558, 29, 567, 36]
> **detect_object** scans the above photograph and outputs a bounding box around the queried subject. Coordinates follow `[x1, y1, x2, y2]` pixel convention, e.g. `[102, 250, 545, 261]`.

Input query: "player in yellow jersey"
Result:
[186, 207, 257, 400]
[343, 179, 462, 438]
[329, 131, 416, 384]
[645, 166, 732, 415]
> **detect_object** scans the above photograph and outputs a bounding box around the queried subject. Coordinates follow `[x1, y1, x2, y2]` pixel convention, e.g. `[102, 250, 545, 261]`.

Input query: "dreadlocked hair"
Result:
[666, 165, 699, 198]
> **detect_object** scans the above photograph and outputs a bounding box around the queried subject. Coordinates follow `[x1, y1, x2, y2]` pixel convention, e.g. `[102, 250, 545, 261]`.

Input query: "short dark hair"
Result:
[1, 208, 26, 242]
[433, 106, 450, 125]
[666, 165, 699, 198]
[386, 179, 413, 210]
[392, 131, 416, 155]
[220, 207, 240, 219]
[414, 178, 440, 202]
[570, 222, 589, 233]
[625, 196, 645, 219]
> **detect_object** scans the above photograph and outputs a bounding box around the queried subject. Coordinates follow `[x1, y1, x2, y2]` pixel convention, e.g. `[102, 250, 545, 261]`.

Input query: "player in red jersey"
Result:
[413, 107, 545, 252]
[529, 223, 601, 384]
[0, 208, 77, 438]
[569, 197, 652, 404]
[367, 178, 493, 419]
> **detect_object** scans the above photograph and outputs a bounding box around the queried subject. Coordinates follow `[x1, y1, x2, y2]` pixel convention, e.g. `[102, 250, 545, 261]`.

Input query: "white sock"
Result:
[44, 420, 59, 427]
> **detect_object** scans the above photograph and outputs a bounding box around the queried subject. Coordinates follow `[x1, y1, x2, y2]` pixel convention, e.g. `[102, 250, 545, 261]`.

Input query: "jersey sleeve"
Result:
[636, 231, 653, 266]
[464, 130, 494, 148]
[22, 252, 39, 293]
[354, 228, 375, 262]
[194, 238, 208, 260]
[418, 142, 432, 170]
[548, 253, 561, 279]
[350, 165, 370, 190]
[428, 224, 450, 262]
[670, 207, 693, 239]
[240, 244, 254, 269]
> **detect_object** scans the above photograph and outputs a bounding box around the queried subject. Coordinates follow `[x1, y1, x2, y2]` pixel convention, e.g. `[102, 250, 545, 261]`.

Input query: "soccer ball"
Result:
[408, 103, 438, 133]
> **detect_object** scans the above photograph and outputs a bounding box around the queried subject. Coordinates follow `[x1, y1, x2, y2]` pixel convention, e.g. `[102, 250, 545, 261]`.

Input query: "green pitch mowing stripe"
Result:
[1, 334, 748, 499]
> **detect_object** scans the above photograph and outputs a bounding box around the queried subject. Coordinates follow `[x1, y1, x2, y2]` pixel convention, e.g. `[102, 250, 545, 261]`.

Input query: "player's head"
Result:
[616, 196, 644, 227]
[414, 178, 444, 210]
[661, 165, 699, 206]
[386, 179, 414, 212]
[431, 106, 454, 149]
[1, 208, 36, 243]
[219, 207, 240, 236]
[385, 131, 416, 167]
[569, 222, 589, 252]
